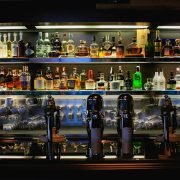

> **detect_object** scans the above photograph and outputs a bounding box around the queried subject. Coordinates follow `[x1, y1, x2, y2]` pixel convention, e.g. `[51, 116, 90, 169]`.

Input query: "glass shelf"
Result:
[0, 90, 179, 96]
[0, 57, 180, 64]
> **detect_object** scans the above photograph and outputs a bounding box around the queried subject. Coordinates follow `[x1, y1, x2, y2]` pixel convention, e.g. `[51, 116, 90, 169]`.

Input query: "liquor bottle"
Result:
[109, 73, 120, 90]
[11, 33, 18, 57]
[175, 67, 180, 89]
[71, 67, 80, 90]
[162, 39, 173, 57]
[167, 72, 176, 90]
[7, 33, 12, 58]
[67, 33, 75, 57]
[61, 33, 68, 56]
[12, 69, 19, 90]
[90, 36, 99, 58]
[49, 32, 61, 57]
[85, 69, 96, 90]
[133, 66, 142, 90]
[59, 66, 68, 90]
[96, 73, 107, 90]
[152, 70, 159, 90]
[2, 34, 7, 58]
[16, 69, 22, 90]
[5, 68, 13, 90]
[76, 40, 89, 57]
[44, 33, 51, 57]
[36, 32, 44, 57]
[103, 34, 112, 57]
[34, 69, 46, 90]
[111, 36, 116, 58]
[67, 73, 76, 90]
[154, 30, 162, 57]
[99, 36, 105, 58]
[18, 32, 25, 57]
[117, 65, 125, 90]
[116, 32, 124, 58]
[45, 66, 53, 90]
[108, 66, 114, 90]
[145, 31, 154, 57]
[20, 66, 31, 90]
[158, 68, 166, 90]
[80, 69, 87, 90]
[0, 66, 5, 90]
[0, 33, 3, 58]
[25, 42, 34, 57]
[124, 71, 132, 90]
[173, 39, 180, 57]
[53, 66, 60, 90]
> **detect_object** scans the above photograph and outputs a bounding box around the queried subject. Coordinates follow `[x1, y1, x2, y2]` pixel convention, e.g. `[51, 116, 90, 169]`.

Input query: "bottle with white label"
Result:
[158, 68, 166, 90]
[153, 70, 159, 90]
[11, 33, 18, 57]
[2, 34, 7, 58]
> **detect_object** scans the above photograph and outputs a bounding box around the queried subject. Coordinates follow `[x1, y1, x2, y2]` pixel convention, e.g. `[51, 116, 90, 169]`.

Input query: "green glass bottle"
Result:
[133, 66, 142, 90]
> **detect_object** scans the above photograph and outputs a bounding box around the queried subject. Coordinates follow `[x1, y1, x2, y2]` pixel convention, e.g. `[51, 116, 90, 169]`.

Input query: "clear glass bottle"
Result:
[109, 73, 120, 90]
[90, 36, 99, 58]
[152, 71, 159, 90]
[0, 33, 3, 58]
[7, 33, 12, 58]
[158, 68, 166, 90]
[67, 33, 75, 57]
[18, 32, 25, 57]
[126, 37, 142, 55]
[103, 34, 112, 57]
[11, 33, 18, 58]
[117, 65, 124, 90]
[96, 72, 107, 90]
[53, 66, 60, 90]
[2, 34, 7, 58]
[116, 32, 124, 58]
[133, 66, 142, 90]
[36, 32, 44, 57]
[175, 67, 180, 89]
[44, 32, 51, 57]
[85, 69, 96, 90]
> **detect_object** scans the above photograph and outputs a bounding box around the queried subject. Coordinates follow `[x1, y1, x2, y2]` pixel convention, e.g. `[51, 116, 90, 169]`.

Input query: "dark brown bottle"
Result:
[18, 32, 25, 57]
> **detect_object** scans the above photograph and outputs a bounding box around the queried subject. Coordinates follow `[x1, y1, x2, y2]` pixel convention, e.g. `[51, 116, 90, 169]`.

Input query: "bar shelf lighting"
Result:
[35, 25, 148, 29]
[0, 26, 27, 30]
[157, 26, 180, 29]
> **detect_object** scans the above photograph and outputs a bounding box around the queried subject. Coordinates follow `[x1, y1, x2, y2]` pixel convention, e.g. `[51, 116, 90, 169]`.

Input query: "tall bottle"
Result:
[44, 33, 51, 57]
[111, 36, 116, 58]
[133, 66, 142, 90]
[5, 68, 13, 90]
[61, 33, 68, 56]
[0, 66, 5, 90]
[116, 32, 124, 58]
[158, 68, 166, 90]
[124, 71, 132, 90]
[11, 33, 18, 57]
[80, 69, 87, 90]
[59, 66, 68, 90]
[7, 33, 12, 58]
[36, 32, 44, 57]
[117, 65, 125, 90]
[18, 32, 25, 57]
[154, 30, 162, 57]
[175, 67, 180, 89]
[20, 66, 31, 90]
[103, 34, 112, 57]
[67, 33, 75, 57]
[0, 33, 3, 57]
[90, 36, 99, 58]
[2, 34, 7, 58]
[152, 70, 159, 90]
[45, 66, 53, 90]
[99, 36, 105, 58]
[167, 72, 176, 90]
[53, 67, 60, 90]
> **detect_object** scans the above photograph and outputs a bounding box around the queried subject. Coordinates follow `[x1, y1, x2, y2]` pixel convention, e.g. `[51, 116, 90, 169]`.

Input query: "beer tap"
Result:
[161, 95, 177, 157]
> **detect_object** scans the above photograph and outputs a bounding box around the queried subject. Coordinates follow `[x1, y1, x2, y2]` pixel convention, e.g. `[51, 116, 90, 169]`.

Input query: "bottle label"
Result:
[67, 79, 75, 89]
[34, 79, 45, 90]
[67, 44, 75, 54]
[110, 81, 120, 90]
[154, 42, 161, 53]
[122, 127, 132, 154]
[12, 45, 18, 57]
[53, 79, 60, 89]
[164, 47, 170, 56]
[91, 128, 102, 156]
[46, 80, 53, 90]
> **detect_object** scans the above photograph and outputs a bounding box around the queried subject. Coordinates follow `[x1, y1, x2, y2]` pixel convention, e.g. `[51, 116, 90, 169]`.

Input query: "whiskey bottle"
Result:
[0, 66, 5, 90]
[99, 36, 105, 58]
[0, 33, 3, 58]
[72, 67, 80, 90]
[67, 33, 75, 57]
[103, 34, 112, 57]
[44, 33, 51, 57]
[36, 32, 44, 57]
[18, 32, 25, 57]
[154, 30, 162, 57]
[90, 36, 99, 58]
[116, 32, 124, 58]
[7, 33, 12, 58]
[117, 65, 124, 90]
[108, 66, 114, 90]
[162, 39, 173, 57]
[124, 71, 132, 90]
[61, 33, 68, 56]
[11, 33, 18, 58]
[85, 69, 96, 90]
[5, 68, 13, 90]
[34, 69, 46, 90]
[53, 67, 60, 90]
[111, 36, 116, 58]
[80, 69, 87, 90]
[145, 31, 154, 57]
[45, 66, 54, 90]
[175, 67, 180, 89]
[76, 40, 89, 57]
[167, 72, 176, 90]
[173, 39, 180, 57]
[60, 66, 68, 90]
[133, 66, 142, 90]
[96, 73, 107, 90]
[12, 69, 19, 90]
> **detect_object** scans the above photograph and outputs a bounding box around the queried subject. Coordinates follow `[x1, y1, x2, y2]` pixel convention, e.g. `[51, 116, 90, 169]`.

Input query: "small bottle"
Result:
[76, 40, 89, 57]
[152, 70, 159, 90]
[133, 66, 142, 90]
[90, 36, 99, 58]
[144, 78, 153, 90]
[45, 67, 53, 90]
[124, 71, 132, 90]
[175, 67, 180, 89]
[96, 73, 107, 90]
[117, 65, 124, 90]
[109, 73, 120, 90]
[173, 39, 180, 57]
[85, 69, 96, 90]
[167, 72, 176, 90]
[158, 68, 166, 90]
[18, 32, 25, 57]
[7, 33, 12, 58]
[80, 69, 87, 90]
[154, 30, 162, 57]
[116, 32, 124, 58]
[53, 67, 60, 90]
[11, 33, 18, 57]
[162, 39, 173, 57]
